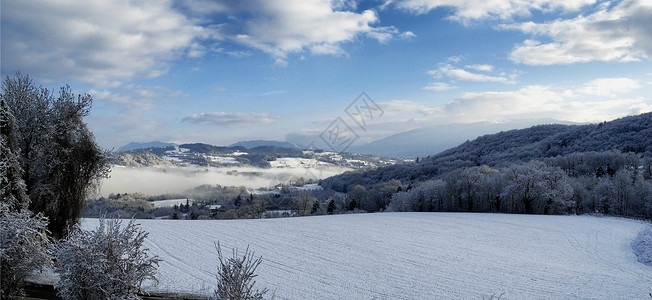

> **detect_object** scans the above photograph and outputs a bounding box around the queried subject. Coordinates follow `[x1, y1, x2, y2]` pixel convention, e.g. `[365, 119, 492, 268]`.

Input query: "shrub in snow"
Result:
[54, 218, 161, 300]
[212, 242, 268, 300]
[632, 225, 652, 266]
[0, 204, 52, 299]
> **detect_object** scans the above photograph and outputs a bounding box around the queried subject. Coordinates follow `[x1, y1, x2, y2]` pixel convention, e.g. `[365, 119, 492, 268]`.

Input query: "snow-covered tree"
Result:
[54, 218, 161, 300]
[1, 73, 110, 238]
[389, 180, 447, 212]
[0, 203, 52, 299]
[500, 162, 574, 214]
[293, 192, 316, 216]
[0, 100, 28, 211]
[212, 242, 268, 300]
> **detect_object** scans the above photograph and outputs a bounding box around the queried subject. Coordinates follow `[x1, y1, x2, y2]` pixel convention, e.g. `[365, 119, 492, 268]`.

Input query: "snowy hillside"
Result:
[84, 213, 652, 299]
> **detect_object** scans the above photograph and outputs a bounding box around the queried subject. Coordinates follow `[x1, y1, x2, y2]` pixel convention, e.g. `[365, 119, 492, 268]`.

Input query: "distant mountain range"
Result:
[349, 119, 572, 158]
[112, 142, 407, 169]
[117, 120, 571, 158]
[322, 112, 652, 191]
[117, 141, 175, 152]
[229, 140, 301, 149]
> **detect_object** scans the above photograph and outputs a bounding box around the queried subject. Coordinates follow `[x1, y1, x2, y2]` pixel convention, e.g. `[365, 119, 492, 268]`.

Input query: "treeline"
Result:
[381, 151, 652, 219]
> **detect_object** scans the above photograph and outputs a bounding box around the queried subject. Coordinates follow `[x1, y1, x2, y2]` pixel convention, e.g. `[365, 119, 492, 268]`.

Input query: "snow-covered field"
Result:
[84, 213, 652, 299]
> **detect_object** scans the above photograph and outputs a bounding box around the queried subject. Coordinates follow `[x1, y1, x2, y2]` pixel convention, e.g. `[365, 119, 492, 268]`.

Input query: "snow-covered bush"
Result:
[212, 242, 268, 300]
[54, 218, 161, 300]
[0, 204, 52, 299]
[632, 225, 652, 266]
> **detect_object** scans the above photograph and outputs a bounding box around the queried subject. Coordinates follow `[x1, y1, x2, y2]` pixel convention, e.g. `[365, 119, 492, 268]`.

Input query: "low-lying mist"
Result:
[97, 165, 352, 197]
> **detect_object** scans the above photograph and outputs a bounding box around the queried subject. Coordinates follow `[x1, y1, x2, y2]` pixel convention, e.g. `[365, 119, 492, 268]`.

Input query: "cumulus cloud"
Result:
[89, 85, 187, 115]
[387, 0, 596, 22]
[504, 0, 652, 65]
[365, 79, 650, 128]
[578, 78, 642, 96]
[439, 85, 649, 123]
[424, 62, 514, 90]
[1, 0, 205, 86]
[182, 0, 410, 60]
[465, 64, 494, 72]
[182, 112, 279, 127]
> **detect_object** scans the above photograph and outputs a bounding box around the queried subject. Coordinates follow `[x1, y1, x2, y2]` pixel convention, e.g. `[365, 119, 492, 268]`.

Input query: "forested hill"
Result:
[322, 112, 652, 192]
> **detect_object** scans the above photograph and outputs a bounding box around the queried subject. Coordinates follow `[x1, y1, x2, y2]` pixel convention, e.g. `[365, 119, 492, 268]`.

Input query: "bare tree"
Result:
[213, 242, 268, 300]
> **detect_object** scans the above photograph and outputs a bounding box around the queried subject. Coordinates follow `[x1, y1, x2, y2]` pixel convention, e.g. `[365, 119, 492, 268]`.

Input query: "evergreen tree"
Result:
[348, 199, 357, 211]
[311, 200, 320, 214]
[327, 199, 336, 215]
[234, 194, 243, 208]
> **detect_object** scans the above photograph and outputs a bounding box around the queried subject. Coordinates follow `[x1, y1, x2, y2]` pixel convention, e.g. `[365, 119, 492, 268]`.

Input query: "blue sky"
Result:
[2, 0, 651, 150]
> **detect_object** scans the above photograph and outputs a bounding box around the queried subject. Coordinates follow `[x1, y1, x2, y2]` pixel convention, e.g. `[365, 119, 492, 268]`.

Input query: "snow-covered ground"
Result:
[269, 157, 332, 168]
[84, 213, 652, 299]
[207, 156, 239, 164]
[150, 198, 194, 208]
[293, 183, 322, 191]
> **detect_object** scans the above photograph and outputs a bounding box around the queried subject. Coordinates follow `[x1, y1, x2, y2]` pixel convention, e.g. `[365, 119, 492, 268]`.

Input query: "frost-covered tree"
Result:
[0, 203, 52, 299]
[293, 192, 316, 216]
[1, 73, 110, 238]
[389, 180, 447, 212]
[500, 162, 573, 214]
[0, 100, 28, 211]
[212, 242, 268, 300]
[54, 218, 161, 300]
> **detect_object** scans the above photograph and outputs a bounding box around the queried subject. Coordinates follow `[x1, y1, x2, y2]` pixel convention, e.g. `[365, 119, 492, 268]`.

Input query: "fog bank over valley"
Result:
[99, 165, 352, 197]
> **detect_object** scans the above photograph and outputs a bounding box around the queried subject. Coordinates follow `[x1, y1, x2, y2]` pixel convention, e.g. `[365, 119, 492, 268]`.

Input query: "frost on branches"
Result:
[632, 225, 652, 266]
[212, 242, 268, 300]
[54, 218, 161, 300]
[0, 204, 52, 299]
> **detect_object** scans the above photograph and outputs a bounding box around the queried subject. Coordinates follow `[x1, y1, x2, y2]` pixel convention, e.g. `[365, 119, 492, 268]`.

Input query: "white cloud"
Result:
[438, 85, 649, 123]
[505, 0, 652, 65]
[182, 112, 280, 127]
[579, 78, 642, 96]
[433, 65, 509, 82]
[1, 0, 205, 86]
[425, 63, 513, 89]
[186, 0, 410, 60]
[310, 44, 348, 56]
[258, 90, 286, 96]
[422, 82, 455, 91]
[388, 0, 596, 22]
[465, 64, 494, 72]
[400, 31, 418, 39]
